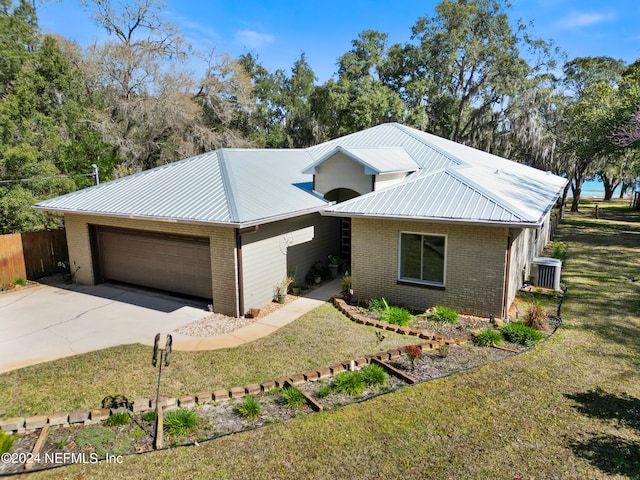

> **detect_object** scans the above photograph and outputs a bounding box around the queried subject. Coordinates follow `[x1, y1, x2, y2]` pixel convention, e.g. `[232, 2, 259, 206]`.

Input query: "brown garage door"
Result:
[95, 227, 212, 299]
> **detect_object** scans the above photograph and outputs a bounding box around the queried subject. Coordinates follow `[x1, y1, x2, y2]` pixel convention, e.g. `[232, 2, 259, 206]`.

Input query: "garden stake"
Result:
[152, 333, 172, 449]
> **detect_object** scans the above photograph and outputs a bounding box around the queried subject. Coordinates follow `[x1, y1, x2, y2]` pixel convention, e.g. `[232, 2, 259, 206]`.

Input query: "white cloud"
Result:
[234, 29, 275, 49]
[557, 10, 616, 29]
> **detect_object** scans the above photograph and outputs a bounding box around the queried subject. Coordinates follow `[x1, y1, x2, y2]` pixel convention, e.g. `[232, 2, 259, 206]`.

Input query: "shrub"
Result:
[360, 364, 387, 386]
[552, 240, 566, 260]
[163, 408, 200, 435]
[473, 328, 503, 347]
[501, 322, 545, 346]
[524, 300, 549, 331]
[333, 371, 365, 396]
[379, 305, 413, 326]
[0, 431, 15, 455]
[317, 380, 332, 398]
[236, 396, 262, 420]
[141, 410, 156, 422]
[12, 277, 26, 286]
[341, 276, 352, 293]
[106, 412, 131, 426]
[368, 297, 387, 312]
[280, 387, 307, 408]
[429, 306, 459, 324]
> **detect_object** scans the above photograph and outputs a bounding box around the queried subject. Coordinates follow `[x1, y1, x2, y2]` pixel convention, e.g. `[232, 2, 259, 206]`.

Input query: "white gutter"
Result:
[33, 204, 334, 229]
[318, 210, 544, 229]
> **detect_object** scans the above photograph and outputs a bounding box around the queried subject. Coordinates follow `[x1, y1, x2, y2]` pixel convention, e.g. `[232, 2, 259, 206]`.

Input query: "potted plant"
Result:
[306, 260, 332, 285]
[290, 268, 300, 295]
[328, 255, 341, 277]
[276, 276, 293, 304]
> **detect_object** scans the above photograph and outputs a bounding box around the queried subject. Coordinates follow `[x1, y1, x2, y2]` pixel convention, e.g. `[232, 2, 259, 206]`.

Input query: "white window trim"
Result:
[397, 231, 447, 287]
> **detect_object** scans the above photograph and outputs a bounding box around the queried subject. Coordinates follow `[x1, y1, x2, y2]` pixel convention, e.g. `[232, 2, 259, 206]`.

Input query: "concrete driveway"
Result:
[0, 282, 210, 373]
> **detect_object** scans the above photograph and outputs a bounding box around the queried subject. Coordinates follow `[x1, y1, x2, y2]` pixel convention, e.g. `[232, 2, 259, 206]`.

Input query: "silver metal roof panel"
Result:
[324, 169, 528, 224]
[307, 123, 462, 171]
[303, 146, 420, 175]
[35, 149, 329, 226]
[35, 122, 567, 228]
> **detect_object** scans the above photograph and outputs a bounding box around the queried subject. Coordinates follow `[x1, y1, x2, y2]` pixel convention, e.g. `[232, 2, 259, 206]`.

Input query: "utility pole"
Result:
[151, 333, 172, 449]
[91, 163, 100, 185]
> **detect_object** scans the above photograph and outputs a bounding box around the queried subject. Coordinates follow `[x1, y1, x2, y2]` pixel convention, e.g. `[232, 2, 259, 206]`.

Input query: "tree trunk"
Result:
[570, 176, 584, 212]
[601, 173, 620, 201]
[620, 182, 629, 199]
[559, 183, 570, 220]
[603, 181, 614, 201]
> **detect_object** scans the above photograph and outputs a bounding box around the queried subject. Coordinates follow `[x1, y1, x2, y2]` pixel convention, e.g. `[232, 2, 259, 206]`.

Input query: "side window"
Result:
[399, 233, 446, 286]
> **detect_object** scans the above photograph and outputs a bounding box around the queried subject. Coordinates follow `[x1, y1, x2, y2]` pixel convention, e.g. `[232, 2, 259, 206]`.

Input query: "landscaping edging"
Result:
[332, 296, 473, 345]
[0, 300, 470, 435]
[0, 317, 562, 475]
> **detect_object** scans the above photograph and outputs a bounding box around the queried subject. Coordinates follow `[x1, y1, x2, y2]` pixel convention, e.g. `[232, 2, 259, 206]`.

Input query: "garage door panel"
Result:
[96, 227, 212, 299]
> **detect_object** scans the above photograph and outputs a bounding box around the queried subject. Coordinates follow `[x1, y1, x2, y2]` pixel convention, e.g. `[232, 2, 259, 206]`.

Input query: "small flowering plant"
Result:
[405, 345, 423, 370]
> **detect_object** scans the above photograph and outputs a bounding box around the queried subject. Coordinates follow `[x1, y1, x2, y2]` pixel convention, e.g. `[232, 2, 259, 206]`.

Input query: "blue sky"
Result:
[36, 0, 640, 83]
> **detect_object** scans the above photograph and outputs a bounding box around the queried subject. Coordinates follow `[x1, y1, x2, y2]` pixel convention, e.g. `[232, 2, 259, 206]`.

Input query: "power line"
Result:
[0, 173, 96, 184]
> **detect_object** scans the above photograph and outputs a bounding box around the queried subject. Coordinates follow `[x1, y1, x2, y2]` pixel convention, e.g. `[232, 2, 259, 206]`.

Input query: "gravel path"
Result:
[173, 313, 259, 337]
[173, 294, 296, 337]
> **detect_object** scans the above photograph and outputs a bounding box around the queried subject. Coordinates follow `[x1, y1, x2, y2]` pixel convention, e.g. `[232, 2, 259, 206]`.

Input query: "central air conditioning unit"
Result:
[530, 257, 562, 290]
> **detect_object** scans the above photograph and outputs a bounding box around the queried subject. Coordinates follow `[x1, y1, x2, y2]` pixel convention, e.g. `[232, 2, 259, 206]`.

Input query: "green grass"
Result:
[472, 328, 503, 347]
[163, 408, 200, 436]
[368, 297, 413, 326]
[20, 202, 640, 479]
[378, 305, 413, 326]
[501, 322, 545, 346]
[428, 306, 460, 324]
[0, 303, 413, 418]
[367, 297, 387, 312]
[280, 387, 307, 408]
[317, 380, 332, 398]
[236, 396, 262, 420]
[106, 411, 131, 427]
[74, 425, 130, 457]
[359, 364, 387, 386]
[332, 370, 366, 397]
[0, 430, 14, 455]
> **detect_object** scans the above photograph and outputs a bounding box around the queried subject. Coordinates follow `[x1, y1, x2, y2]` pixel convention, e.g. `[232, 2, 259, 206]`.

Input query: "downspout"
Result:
[235, 226, 259, 317]
[502, 231, 513, 319]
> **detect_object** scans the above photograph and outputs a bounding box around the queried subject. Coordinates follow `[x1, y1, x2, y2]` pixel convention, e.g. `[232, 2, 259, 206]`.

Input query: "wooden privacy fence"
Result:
[0, 229, 68, 285]
[0, 233, 27, 286]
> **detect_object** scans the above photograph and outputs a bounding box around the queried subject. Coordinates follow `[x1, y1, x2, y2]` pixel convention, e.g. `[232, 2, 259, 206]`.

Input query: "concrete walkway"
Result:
[0, 279, 341, 373]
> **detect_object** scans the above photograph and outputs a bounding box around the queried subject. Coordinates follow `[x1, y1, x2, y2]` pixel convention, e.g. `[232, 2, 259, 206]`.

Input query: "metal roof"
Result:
[307, 123, 463, 171]
[323, 169, 530, 225]
[34, 122, 567, 228]
[34, 149, 328, 226]
[315, 123, 567, 226]
[303, 146, 420, 175]
[219, 149, 327, 224]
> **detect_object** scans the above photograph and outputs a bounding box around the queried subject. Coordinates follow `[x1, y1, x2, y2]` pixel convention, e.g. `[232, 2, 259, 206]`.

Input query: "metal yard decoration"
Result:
[151, 333, 172, 449]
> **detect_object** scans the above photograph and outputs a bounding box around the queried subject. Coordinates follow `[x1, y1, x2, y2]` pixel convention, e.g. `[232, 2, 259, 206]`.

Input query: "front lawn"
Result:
[0, 304, 414, 418]
[24, 201, 640, 479]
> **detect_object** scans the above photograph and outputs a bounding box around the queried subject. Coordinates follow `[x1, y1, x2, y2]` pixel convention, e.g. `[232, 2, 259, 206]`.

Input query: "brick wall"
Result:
[350, 217, 509, 317]
[64, 214, 239, 317]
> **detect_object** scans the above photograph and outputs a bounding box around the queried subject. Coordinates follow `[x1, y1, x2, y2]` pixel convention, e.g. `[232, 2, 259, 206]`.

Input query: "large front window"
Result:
[399, 233, 446, 286]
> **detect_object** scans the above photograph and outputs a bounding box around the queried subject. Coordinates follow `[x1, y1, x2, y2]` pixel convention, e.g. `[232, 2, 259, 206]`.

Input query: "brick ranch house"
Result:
[34, 123, 567, 319]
